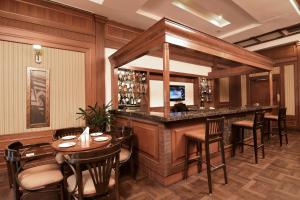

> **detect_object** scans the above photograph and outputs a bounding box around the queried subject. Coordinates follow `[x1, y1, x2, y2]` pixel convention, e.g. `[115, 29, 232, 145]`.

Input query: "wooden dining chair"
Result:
[52, 127, 84, 140]
[6, 142, 64, 200]
[65, 143, 121, 200]
[4, 141, 23, 189]
[111, 126, 135, 178]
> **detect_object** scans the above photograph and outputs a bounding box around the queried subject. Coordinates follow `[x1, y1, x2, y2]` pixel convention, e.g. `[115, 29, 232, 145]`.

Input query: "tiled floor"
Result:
[1, 132, 300, 200]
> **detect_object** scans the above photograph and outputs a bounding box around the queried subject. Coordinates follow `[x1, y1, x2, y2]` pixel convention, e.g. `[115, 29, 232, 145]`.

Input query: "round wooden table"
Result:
[51, 134, 112, 153]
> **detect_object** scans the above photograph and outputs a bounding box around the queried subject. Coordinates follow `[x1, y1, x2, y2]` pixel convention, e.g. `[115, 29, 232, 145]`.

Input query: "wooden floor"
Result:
[1, 132, 300, 200]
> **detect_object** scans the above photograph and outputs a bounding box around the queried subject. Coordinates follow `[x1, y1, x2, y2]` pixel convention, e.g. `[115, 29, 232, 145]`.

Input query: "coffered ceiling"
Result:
[50, 0, 300, 43]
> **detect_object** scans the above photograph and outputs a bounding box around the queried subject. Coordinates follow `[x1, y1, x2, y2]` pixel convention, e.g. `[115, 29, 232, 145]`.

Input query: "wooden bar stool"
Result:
[265, 107, 288, 146]
[232, 111, 265, 164]
[184, 117, 228, 194]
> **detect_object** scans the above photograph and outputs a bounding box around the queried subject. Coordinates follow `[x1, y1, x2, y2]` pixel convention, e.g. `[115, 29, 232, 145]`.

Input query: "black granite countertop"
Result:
[113, 106, 276, 123]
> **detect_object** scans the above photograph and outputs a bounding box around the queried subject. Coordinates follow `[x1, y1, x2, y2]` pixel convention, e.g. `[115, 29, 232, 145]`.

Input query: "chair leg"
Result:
[197, 141, 202, 173]
[285, 133, 288, 145]
[253, 130, 258, 164]
[241, 128, 244, 153]
[220, 138, 228, 184]
[130, 157, 135, 179]
[184, 137, 189, 180]
[279, 130, 283, 147]
[261, 127, 265, 159]
[267, 120, 271, 143]
[205, 141, 212, 194]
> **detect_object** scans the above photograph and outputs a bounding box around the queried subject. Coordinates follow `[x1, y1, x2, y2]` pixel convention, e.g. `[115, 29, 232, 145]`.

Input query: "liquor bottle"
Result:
[130, 94, 134, 105]
[141, 72, 146, 83]
[142, 84, 146, 94]
[125, 94, 129, 104]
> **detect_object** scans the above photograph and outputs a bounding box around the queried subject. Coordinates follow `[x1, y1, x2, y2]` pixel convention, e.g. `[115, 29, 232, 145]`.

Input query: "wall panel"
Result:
[0, 40, 85, 135]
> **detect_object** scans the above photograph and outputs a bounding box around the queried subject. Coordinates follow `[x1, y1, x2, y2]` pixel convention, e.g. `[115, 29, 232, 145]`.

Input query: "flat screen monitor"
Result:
[170, 85, 185, 101]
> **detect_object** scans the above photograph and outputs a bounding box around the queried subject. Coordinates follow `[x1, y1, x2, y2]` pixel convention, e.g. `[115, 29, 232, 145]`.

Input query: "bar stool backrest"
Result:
[68, 143, 121, 199]
[254, 111, 265, 129]
[206, 117, 225, 141]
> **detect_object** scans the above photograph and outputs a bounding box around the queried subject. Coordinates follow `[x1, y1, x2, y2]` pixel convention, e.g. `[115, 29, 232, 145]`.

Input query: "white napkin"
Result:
[80, 127, 90, 142]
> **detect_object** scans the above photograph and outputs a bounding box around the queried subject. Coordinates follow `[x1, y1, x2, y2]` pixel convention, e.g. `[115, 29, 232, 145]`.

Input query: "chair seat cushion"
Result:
[184, 131, 205, 141]
[120, 147, 131, 162]
[264, 114, 278, 120]
[67, 169, 115, 195]
[18, 163, 63, 190]
[232, 120, 254, 128]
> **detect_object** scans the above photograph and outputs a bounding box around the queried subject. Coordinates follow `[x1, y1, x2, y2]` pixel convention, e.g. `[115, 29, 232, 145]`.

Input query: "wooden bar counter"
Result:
[114, 106, 274, 186]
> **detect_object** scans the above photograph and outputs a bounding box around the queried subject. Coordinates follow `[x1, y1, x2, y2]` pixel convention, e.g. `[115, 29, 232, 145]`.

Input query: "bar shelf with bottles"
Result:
[199, 78, 213, 108]
[118, 69, 147, 108]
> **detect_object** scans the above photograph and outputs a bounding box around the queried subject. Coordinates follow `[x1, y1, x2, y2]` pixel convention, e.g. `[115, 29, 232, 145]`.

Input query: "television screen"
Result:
[170, 85, 185, 101]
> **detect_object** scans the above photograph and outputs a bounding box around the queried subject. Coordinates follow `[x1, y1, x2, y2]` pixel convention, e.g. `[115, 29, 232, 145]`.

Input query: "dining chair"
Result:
[111, 126, 135, 178]
[52, 127, 84, 141]
[6, 142, 64, 200]
[4, 141, 23, 188]
[65, 143, 121, 200]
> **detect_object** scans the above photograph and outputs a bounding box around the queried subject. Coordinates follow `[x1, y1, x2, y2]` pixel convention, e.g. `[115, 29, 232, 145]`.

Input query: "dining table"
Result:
[51, 134, 112, 153]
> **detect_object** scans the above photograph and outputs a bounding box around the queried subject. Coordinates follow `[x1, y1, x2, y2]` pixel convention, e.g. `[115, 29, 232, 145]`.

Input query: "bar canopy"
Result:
[109, 18, 274, 78]
[109, 18, 274, 116]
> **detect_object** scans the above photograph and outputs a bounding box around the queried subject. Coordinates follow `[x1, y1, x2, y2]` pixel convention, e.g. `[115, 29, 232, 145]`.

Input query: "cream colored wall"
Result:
[149, 80, 194, 107]
[0, 40, 85, 135]
[284, 64, 295, 116]
[219, 77, 229, 102]
[241, 75, 247, 106]
[105, 48, 211, 104]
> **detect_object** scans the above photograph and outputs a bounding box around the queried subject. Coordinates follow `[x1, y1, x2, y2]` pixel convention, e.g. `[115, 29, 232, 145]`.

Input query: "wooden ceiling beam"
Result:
[208, 66, 260, 79]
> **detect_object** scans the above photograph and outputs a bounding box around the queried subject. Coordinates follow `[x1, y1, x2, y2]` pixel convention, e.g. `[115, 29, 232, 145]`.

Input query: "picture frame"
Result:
[26, 67, 50, 128]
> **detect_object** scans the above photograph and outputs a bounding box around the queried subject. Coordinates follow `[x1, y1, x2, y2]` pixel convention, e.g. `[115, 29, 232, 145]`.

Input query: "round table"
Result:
[51, 134, 112, 153]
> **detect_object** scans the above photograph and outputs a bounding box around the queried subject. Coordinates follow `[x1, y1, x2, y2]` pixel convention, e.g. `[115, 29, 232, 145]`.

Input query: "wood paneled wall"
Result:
[257, 43, 299, 128]
[0, 41, 86, 135]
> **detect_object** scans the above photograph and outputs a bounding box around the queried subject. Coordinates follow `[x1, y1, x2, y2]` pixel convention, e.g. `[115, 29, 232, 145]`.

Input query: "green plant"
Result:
[77, 102, 113, 132]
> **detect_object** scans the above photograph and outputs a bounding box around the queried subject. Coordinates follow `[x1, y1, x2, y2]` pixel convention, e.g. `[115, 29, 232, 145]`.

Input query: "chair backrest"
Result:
[206, 117, 225, 140]
[69, 143, 121, 199]
[278, 107, 287, 131]
[254, 111, 265, 129]
[53, 127, 84, 140]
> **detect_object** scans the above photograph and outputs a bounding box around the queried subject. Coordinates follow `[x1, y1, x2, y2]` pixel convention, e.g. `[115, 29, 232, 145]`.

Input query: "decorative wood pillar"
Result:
[163, 43, 170, 117]
[95, 15, 108, 106]
[269, 72, 273, 106]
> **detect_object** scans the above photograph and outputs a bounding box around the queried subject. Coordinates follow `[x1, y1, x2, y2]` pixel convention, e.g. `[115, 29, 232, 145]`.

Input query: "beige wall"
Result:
[0, 40, 85, 135]
[284, 64, 295, 116]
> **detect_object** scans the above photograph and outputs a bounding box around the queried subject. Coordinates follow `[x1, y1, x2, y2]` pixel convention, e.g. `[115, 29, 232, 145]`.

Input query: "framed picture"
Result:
[26, 67, 50, 128]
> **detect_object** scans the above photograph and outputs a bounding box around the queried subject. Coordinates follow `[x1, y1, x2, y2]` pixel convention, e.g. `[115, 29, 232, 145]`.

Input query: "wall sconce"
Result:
[33, 44, 42, 64]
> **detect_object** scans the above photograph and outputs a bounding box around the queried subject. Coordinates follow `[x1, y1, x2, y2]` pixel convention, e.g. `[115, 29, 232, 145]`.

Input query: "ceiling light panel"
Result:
[172, 0, 230, 28]
[89, 0, 104, 5]
[289, 0, 300, 15]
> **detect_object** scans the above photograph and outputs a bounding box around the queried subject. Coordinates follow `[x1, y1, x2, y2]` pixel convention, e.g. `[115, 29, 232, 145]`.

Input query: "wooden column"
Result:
[269, 72, 273, 106]
[163, 43, 170, 117]
[95, 15, 108, 106]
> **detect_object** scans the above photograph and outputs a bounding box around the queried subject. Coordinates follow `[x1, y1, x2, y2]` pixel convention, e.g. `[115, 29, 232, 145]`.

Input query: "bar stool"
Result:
[232, 111, 265, 164]
[184, 117, 228, 194]
[265, 107, 288, 146]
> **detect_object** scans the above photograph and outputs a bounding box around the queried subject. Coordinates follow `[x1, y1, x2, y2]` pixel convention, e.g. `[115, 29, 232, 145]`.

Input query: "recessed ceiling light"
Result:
[172, 0, 230, 28]
[89, 0, 104, 5]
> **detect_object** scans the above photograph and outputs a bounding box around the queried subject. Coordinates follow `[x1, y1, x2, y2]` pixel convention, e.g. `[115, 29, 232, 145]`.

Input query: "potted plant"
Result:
[77, 102, 114, 132]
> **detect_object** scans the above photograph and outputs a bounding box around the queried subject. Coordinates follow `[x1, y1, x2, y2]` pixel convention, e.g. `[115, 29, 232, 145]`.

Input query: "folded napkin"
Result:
[79, 127, 90, 142]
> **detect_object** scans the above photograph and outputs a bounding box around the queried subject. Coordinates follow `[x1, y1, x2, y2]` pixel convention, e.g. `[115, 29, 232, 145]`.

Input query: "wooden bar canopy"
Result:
[109, 18, 274, 115]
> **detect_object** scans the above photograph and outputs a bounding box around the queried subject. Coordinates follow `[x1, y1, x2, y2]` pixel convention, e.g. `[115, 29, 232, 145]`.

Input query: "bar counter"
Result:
[114, 106, 275, 185]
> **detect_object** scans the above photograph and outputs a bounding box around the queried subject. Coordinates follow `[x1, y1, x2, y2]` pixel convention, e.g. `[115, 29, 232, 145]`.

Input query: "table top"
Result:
[51, 134, 112, 153]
